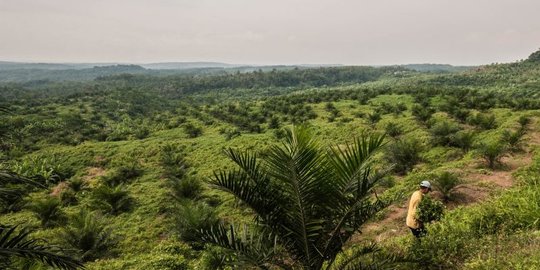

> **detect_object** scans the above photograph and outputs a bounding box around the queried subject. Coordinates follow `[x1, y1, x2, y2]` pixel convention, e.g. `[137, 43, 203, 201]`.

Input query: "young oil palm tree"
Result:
[0, 172, 82, 269]
[201, 126, 390, 269]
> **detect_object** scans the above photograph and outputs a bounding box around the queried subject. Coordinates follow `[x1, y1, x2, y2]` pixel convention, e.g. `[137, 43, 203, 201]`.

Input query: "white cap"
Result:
[420, 180, 431, 190]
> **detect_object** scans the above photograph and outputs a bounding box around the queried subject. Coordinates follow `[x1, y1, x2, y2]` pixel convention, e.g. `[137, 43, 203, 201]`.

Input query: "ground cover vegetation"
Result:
[1, 49, 540, 269]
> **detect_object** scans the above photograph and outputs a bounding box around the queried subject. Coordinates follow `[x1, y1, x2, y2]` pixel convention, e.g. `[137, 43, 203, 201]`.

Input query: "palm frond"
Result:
[328, 134, 386, 195]
[200, 223, 279, 269]
[0, 225, 83, 270]
[327, 243, 396, 270]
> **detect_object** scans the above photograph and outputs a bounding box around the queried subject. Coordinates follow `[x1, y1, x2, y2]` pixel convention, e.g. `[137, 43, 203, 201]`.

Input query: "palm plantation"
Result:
[202, 126, 391, 269]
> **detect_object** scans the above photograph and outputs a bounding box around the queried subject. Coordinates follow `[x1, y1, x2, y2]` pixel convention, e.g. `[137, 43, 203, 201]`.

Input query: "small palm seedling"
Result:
[385, 122, 403, 138]
[518, 115, 531, 130]
[170, 176, 203, 200]
[0, 225, 83, 269]
[476, 140, 508, 169]
[28, 196, 66, 228]
[91, 185, 133, 215]
[501, 129, 526, 152]
[59, 209, 117, 262]
[450, 130, 476, 152]
[174, 202, 219, 245]
[429, 120, 460, 146]
[67, 178, 86, 193]
[385, 137, 424, 175]
[432, 171, 463, 203]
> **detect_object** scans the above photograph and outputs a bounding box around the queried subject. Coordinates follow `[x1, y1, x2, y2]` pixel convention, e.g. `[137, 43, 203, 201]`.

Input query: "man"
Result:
[406, 180, 431, 237]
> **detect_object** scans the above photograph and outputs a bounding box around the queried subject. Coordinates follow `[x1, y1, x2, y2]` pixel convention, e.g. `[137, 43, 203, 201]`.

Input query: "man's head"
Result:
[419, 180, 431, 194]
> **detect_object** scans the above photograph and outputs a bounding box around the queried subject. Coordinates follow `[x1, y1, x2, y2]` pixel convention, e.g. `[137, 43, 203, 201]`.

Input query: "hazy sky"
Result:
[1, 0, 539, 65]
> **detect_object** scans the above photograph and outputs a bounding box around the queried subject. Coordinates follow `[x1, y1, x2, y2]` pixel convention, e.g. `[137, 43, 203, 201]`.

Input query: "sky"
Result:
[0, 0, 539, 66]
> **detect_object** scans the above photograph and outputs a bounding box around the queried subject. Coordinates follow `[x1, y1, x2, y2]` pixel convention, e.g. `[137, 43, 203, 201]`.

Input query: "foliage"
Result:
[385, 138, 423, 175]
[450, 130, 476, 152]
[432, 171, 463, 203]
[59, 209, 117, 262]
[0, 225, 83, 270]
[429, 120, 461, 146]
[202, 126, 389, 269]
[174, 202, 219, 245]
[415, 195, 444, 224]
[0, 170, 45, 212]
[170, 176, 203, 200]
[384, 122, 403, 138]
[476, 140, 508, 169]
[28, 196, 66, 228]
[501, 129, 526, 152]
[90, 185, 133, 215]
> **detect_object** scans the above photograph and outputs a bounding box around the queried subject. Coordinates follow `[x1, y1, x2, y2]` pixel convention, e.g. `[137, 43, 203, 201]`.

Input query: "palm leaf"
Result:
[200, 223, 279, 269]
[0, 225, 83, 270]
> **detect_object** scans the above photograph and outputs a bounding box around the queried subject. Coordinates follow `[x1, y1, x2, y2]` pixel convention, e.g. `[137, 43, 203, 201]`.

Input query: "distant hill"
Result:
[141, 62, 237, 70]
[0, 64, 147, 82]
[402, 64, 474, 73]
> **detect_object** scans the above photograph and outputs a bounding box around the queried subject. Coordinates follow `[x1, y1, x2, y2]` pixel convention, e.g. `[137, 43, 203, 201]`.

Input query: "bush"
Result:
[411, 104, 434, 123]
[68, 177, 86, 192]
[416, 196, 444, 224]
[501, 129, 526, 152]
[385, 138, 424, 175]
[468, 113, 497, 130]
[476, 140, 508, 169]
[102, 159, 142, 187]
[518, 115, 531, 130]
[367, 112, 381, 125]
[384, 122, 403, 138]
[59, 209, 117, 262]
[432, 171, 463, 203]
[183, 123, 203, 138]
[171, 176, 203, 200]
[91, 185, 133, 215]
[59, 189, 78, 206]
[27, 196, 66, 228]
[450, 130, 476, 152]
[174, 202, 219, 246]
[160, 144, 189, 178]
[429, 120, 461, 146]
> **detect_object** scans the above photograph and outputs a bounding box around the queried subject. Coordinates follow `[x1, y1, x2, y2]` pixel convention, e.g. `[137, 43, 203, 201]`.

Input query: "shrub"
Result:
[501, 129, 526, 152]
[183, 123, 203, 138]
[91, 185, 133, 215]
[416, 196, 444, 224]
[468, 113, 497, 130]
[367, 112, 381, 125]
[518, 115, 531, 130]
[411, 104, 434, 123]
[429, 120, 461, 146]
[384, 122, 403, 138]
[171, 176, 203, 200]
[174, 202, 219, 246]
[27, 196, 66, 228]
[160, 144, 189, 178]
[450, 130, 476, 152]
[385, 138, 424, 175]
[68, 177, 86, 192]
[59, 189, 78, 206]
[59, 209, 117, 262]
[102, 160, 142, 187]
[432, 171, 463, 203]
[476, 140, 508, 169]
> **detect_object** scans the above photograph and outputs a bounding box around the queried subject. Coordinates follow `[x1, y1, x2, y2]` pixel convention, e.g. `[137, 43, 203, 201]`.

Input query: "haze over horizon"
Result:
[1, 0, 539, 66]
